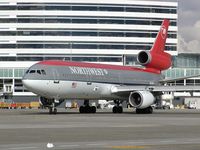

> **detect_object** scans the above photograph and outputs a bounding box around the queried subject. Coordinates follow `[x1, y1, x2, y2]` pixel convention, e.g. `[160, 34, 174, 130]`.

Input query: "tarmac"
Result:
[0, 108, 200, 150]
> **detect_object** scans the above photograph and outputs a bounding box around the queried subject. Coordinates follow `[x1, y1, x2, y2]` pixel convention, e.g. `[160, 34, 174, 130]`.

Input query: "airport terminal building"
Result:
[0, 0, 178, 100]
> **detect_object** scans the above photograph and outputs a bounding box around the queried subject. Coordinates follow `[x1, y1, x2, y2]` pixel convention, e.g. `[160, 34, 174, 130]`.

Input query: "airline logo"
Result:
[69, 66, 108, 76]
[161, 26, 167, 39]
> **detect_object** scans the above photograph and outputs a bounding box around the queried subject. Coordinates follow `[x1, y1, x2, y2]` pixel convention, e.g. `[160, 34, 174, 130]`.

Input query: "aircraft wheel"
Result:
[91, 106, 96, 113]
[79, 106, 85, 113]
[136, 108, 141, 114]
[118, 106, 123, 113]
[53, 108, 57, 115]
[136, 107, 153, 114]
[49, 107, 53, 114]
[112, 106, 117, 113]
[113, 106, 123, 113]
[79, 106, 97, 114]
[136, 108, 146, 114]
[85, 106, 91, 113]
[147, 106, 153, 114]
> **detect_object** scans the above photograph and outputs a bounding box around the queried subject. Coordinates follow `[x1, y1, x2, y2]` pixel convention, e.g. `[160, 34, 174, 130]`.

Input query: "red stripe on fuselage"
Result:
[38, 60, 160, 74]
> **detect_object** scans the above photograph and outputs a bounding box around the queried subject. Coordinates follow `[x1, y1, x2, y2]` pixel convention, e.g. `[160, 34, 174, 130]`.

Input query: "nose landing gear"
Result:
[49, 107, 57, 114]
[49, 100, 58, 114]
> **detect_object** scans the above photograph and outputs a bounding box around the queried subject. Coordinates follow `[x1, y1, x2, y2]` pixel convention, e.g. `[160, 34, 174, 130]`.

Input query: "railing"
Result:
[166, 83, 200, 86]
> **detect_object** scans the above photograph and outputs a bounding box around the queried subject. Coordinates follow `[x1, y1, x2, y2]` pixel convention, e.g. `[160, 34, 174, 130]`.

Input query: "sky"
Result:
[177, 0, 200, 53]
[146, 0, 200, 53]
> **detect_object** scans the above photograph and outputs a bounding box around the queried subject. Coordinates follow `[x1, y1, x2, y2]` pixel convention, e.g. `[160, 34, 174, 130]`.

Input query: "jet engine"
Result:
[129, 91, 155, 109]
[39, 97, 64, 107]
[137, 50, 171, 71]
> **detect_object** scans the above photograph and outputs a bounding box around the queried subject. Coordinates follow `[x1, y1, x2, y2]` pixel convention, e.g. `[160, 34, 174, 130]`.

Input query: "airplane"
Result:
[22, 19, 192, 114]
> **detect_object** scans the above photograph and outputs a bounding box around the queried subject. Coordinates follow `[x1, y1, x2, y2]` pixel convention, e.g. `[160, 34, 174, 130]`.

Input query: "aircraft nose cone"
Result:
[22, 79, 41, 95]
[22, 79, 31, 89]
[22, 79, 39, 91]
[22, 79, 46, 96]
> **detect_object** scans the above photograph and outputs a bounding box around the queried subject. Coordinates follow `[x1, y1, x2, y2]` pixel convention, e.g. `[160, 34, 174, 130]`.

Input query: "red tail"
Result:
[150, 19, 170, 54]
[137, 19, 172, 73]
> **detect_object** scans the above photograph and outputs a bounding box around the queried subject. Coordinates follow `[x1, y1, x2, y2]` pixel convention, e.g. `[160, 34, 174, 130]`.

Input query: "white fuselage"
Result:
[22, 79, 121, 100]
[22, 60, 162, 101]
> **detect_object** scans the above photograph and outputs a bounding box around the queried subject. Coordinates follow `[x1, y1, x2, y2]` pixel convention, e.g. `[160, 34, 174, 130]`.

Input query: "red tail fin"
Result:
[150, 19, 170, 54]
[137, 19, 172, 73]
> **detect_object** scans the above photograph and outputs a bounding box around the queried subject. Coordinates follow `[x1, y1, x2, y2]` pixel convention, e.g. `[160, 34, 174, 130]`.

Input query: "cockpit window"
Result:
[29, 70, 36, 74]
[26, 70, 29, 74]
[41, 70, 46, 75]
[37, 70, 41, 74]
[27, 69, 46, 75]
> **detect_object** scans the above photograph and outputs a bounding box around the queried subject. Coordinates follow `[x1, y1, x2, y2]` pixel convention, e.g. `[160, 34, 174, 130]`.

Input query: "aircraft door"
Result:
[52, 68, 60, 84]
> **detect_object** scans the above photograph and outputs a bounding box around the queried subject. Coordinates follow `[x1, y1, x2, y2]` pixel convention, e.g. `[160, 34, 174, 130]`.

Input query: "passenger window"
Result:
[29, 70, 36, 73]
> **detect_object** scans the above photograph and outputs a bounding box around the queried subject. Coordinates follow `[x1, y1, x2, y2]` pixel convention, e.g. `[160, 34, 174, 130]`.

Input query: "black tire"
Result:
[136, 107, 153, 114]
[79, 106, 85, 113]
[85, 106, 91, 113]
[118, 106, 123, 113]
[112, 106, 117, 113]
[53, 108, 57, 115]
[147, 106, 153, 114]
[136, 108, 142, 114]
[49, 108, 53, 114]
[91, 106, 96, 113]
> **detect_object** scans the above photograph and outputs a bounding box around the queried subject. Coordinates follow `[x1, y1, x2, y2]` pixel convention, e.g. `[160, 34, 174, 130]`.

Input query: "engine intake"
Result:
[129, 91, 155, 109]
[137, 50, 171, 71]
[137, 51, 151, 65]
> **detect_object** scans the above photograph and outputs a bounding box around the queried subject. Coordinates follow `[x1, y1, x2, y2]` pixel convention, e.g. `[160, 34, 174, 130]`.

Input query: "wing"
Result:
[159, 74, 200, 83]
[111, 85, 200, 95]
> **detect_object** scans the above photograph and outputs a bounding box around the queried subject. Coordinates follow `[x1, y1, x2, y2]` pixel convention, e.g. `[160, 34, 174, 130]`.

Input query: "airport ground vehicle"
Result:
[65, 100, 78, 109]
[152, 100, 174, 110]
[0, 100, 40, 109]
[187, 101, 197, 109]
[97, 100, 115, 109]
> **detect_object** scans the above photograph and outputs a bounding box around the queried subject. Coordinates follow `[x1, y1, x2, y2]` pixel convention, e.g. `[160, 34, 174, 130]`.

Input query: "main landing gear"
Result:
[112, 100, 123, 113]
[136, 106, 153, 114]
[79, 100, 96, 113]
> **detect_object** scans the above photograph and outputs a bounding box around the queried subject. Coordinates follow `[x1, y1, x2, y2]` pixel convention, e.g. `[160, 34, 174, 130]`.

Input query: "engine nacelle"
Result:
[137, 50, 171, 71]
[129, 91, 155, 109]
[39, 97, 64, 107]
